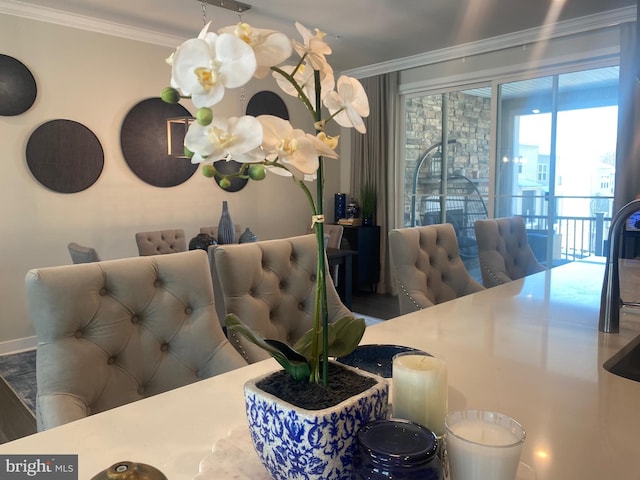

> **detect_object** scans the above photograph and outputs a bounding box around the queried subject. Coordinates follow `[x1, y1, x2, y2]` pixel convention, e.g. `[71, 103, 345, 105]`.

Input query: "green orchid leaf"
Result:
[293, 316, 366, 360]
[264, 338, 308, 363]
[226, 314, 310, 381]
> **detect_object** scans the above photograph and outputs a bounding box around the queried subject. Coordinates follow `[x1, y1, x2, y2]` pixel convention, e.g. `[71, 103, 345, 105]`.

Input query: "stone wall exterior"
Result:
[403, 91, 491, 226]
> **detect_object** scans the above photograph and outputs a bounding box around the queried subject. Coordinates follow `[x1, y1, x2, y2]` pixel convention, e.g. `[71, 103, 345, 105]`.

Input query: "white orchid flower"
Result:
[274, 62, 335, 102]
[258, 115, 337, 179]
[292, 22, 331, 72]
[185, 115, 263, 163]
[219, 23, 292, 79]
[170, 22, 257, 108]
[323, 75, 370, 134]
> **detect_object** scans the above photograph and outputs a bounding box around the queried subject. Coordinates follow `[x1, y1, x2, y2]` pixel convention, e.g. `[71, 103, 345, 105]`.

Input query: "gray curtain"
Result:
[350, 72, 398, 295]
[614, 19, 640, 213]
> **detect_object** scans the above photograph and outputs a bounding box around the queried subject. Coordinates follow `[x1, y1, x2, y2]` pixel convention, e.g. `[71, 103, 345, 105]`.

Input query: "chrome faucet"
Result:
[599, 199, 640, 333]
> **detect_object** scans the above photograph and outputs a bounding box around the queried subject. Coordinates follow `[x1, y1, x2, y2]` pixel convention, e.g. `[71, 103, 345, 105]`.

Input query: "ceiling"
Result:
[8, 0, 637, 72]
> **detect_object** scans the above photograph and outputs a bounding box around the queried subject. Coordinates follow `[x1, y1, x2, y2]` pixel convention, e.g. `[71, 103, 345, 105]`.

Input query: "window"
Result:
[537, 164, 548, 183]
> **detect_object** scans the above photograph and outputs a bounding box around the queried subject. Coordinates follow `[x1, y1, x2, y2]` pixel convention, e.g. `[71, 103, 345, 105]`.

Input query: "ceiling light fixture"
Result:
[201, 0, 251, 13]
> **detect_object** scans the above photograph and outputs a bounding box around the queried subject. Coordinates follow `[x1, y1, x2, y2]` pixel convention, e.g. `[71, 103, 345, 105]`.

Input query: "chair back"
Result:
[67, 242, 100, 264]
[25, 250, 246, 431]
[474, 216, 545, 288]
[213, 234, 351, 363]
[135, 229, 186, 255]
[200, 225, 243, 243]
[389, 224, 484, 315]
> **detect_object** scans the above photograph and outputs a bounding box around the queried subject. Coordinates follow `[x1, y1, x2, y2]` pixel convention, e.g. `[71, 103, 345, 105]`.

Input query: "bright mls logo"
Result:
[0, 455, 77, 479]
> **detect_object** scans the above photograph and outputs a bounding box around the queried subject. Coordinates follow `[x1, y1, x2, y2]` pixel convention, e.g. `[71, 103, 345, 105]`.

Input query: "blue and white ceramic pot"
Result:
[244, 363, 389, 480]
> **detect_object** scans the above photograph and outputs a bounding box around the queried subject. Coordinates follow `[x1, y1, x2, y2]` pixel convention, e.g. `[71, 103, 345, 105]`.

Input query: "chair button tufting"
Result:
[137, 386, 145, 395]
[107, 356, 116, 365]
[154, 280, 162, 287]
[99, 288, 107, 296]
[160, 343, 169, 352]
[185, 306, 192, 315]
[310, 274, 316, 282]
[74, 330, 83, 339]
[298, 303, 304, 311]
[131, 315, 139, 324]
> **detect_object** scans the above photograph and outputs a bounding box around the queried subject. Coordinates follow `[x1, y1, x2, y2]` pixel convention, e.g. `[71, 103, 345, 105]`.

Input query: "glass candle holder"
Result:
[392, 352, 448, 436]
[444, 410, 526, 480]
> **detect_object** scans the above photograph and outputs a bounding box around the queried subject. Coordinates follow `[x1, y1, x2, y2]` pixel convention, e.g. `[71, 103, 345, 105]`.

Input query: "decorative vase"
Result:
[188, 233, 217, 251]
[217, 200, 236, 244]
[244, 362, 389, 480]
[239, 227, 257, 243]
[335, 193, 347, 222]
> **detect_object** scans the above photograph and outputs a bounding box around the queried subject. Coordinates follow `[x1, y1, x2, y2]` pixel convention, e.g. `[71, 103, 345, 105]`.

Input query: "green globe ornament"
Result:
[184, 146, 194, 159]
[219, 177, 232, 189]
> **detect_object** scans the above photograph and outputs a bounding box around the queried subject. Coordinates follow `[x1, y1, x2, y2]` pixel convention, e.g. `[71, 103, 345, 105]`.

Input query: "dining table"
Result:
[2, 258, 640, 479]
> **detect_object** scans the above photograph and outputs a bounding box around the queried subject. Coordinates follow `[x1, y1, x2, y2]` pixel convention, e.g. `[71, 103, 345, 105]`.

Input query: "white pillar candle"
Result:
[392, 353, 447, 436]
[445, 410, 526, 480]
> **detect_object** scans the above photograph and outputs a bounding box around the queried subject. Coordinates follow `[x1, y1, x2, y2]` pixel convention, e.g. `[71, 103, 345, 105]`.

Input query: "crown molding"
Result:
[0, 0, 185, 48]
[0, 0, 635, 72]
[344, 6, 636, 78]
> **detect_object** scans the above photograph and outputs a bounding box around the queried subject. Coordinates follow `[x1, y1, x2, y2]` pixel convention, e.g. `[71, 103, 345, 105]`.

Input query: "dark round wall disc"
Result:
[120, 97, 198, 187]
[26, 119, 104, 193]
[213, 159, 249, 192]
[0, 54, 37, 116]
[246, 91, 289, 120]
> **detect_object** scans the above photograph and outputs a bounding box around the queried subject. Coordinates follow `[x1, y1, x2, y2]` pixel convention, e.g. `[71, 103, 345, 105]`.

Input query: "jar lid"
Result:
[358, 418, 438, 467]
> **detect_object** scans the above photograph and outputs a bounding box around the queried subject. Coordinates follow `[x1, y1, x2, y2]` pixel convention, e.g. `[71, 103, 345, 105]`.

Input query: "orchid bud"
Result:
[202, 164, 216, 178]
[196, 107, 213, 126]
[161, 87, 180, 104]
[248, 164, 266, 181]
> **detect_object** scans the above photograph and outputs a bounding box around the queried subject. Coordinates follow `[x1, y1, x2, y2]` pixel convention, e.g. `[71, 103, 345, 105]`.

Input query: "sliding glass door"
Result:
[496, 66, 619, 265]
[400, 65, 619, 278]
[402, 87, 492, 275]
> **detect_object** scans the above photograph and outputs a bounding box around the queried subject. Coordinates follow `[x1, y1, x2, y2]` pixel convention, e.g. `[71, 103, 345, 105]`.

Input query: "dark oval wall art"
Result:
[120, 97, 197, 188]
[26, 119, 104, 193]
[246, 90, 289, 120]
[0, 54, 37, 116]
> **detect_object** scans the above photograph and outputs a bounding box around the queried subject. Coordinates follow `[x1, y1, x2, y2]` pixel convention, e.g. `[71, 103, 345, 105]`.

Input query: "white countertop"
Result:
[2, 259, 640, 479]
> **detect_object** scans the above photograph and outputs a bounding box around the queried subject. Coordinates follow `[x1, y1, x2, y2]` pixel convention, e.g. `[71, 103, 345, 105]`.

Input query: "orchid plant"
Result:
[161, 21, 370, 385]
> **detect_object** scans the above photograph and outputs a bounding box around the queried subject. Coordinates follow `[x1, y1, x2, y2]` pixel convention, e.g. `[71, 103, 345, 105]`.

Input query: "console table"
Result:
[341, 225, 380, 292]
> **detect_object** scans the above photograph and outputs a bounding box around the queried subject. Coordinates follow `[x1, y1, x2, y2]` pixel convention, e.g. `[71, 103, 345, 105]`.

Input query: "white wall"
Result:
[0, 14, 343, 351]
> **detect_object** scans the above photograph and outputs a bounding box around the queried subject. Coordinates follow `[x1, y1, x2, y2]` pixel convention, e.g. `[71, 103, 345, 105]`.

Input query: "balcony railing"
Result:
[522, 212, 612, 262]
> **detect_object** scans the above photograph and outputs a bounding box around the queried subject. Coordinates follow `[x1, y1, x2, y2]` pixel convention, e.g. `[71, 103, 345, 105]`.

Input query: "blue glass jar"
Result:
[354, 419, 443, 480]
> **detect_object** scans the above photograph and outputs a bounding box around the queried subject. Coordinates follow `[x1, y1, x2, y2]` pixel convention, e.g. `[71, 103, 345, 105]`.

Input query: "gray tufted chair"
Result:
[212, 234, 352, 363]
[135, 229, 187, 256]
[306, 224, 344, 285]
[67, 242, 100, 264]
[200, 225, 243, 243]
[25, 250, 247, 431]
[389, 224, 485, 315]
[474, 216, 546, 288]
